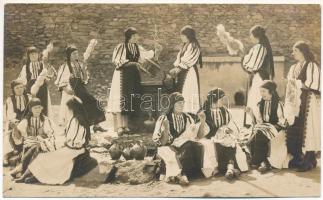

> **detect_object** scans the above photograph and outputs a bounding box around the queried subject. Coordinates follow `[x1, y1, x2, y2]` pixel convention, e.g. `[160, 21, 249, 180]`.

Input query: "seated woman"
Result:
[246, 81, 290, 173]
[14, 96, 92, 184]
[11, 98, 56, 179]
[199, 88, 248, 180]
[152, 92, 208, 185]
[4, 80, 31, 166]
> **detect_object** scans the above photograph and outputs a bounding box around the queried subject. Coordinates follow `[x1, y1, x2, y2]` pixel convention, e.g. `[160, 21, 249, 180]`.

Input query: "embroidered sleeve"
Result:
[17, 65, 28, 85]
[112, 43, 128, 68]
[17, 119, 28, 138]
[5, 98, 17, 123]
[65, 117, 87, 149]
[242, 44, 267, 72]
[304, 62, 320, 91]
[174, 43, 200, 69]
[152, 115, 172, 146]
[55, 64, 70, 88]
[40, 117, 57, 152]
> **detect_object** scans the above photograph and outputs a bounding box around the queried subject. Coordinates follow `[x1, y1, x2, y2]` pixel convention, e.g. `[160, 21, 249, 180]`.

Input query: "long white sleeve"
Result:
[174, 43, 200, 70]
[243, 44, 267, 72]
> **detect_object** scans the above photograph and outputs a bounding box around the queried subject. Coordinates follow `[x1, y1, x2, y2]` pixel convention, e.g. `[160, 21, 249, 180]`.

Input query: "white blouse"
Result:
[64, 116, 88, 149]
[18, 61, 45, 84]
[174, 43, 200, 70]
[287, 61, 320, 92]
[55, 61, 89, 89]
[17, 116, 56, 152]
[243, 44, 267, 72]
[112, 43, 154, 68]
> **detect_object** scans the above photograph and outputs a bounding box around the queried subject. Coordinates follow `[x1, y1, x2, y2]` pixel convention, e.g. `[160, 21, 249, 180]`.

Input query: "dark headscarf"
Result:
[11, 79, 24, 94]
[165, 92, 184, 115]
[259, 80, 280, 124]
[199, 88, 225, 138]
[180, 25, 203, 68]
[124, 27, 138, 44]
[250, 25, 274, 79]
[25, 98, 45, 125]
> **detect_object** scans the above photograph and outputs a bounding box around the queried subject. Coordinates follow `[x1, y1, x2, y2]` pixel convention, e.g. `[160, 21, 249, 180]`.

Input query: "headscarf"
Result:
[165, 92, 184, 115]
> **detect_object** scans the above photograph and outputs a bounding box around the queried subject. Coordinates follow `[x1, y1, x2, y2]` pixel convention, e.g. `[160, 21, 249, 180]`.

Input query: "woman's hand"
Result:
[63, 86, 74, 95]
[245, 106, 253, 115]
[197, 111, 206, 122]
[162, 119, 170, 131]
[169, 67, 182, 78]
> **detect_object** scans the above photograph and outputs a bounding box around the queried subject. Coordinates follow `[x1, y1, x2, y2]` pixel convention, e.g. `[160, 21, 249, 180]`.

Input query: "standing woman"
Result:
[286, 41, 320, 172]
[170, 25, 202, 114]
[17, 47, 52, 116]
[242, 25, 274, 115]
[55, 45, 106, 132]
[107, 27, 155, 135]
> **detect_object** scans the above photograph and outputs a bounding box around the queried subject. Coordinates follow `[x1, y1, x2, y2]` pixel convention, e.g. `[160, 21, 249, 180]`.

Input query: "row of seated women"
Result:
[152, 81, 291, 185]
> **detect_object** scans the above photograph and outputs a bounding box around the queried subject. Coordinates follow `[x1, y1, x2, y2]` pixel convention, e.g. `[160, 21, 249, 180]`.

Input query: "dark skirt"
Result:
[21, 144, 41, 173]
[216, 144, 238, 174]
[286, 89, 308, 159]
[69, 78, 106, 126]
[26, 80, 49, 116]
[173, 141, 203, 178]
[249, 131, 270, 166]
[120, 63, 142, 115]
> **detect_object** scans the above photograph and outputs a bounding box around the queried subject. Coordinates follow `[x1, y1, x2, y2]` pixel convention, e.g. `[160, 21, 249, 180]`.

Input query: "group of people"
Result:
[3, 24, 320, 186]
[151, 25, 320, 185]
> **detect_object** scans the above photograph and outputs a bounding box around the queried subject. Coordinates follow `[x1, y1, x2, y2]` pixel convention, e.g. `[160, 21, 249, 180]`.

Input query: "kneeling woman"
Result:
[246, 81, 290, 173]
[199, 88, 248, 179]
[15, 96, 91, 184]
[152, 92, 208, 185]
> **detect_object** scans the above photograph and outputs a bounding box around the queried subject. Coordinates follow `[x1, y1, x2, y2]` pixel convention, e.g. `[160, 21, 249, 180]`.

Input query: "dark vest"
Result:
[10, 94, 29, 120]
[258, 99, 279, 125]
[125, 43, 140, 62]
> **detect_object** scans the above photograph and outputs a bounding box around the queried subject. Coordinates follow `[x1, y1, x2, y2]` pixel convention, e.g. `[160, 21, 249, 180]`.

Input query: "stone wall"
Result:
[4, 4, 321, 104]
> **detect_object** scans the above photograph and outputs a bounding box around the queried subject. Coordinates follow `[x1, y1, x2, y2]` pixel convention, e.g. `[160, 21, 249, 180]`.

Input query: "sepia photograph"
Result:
[1, 1, 321, 198]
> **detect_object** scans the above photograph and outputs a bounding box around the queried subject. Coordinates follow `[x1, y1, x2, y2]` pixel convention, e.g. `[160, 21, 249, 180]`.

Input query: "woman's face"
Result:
[31, 105, 43, 117]
[173, 101, 185, 114]
[13, 84, 24, 96]
[29, 52, 39, 62]
[211, 97, 225, 109]
[260, 88, 272, 100]
[129, 33, 139, 43]
[180, 34, 189, 43]
[292, 47, 305, 62]
[250, 33, 259, 44]
[70, 50, 79, 61]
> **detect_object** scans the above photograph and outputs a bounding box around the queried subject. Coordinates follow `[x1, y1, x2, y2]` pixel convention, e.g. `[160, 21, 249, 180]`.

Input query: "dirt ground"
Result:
[3, 162, 321, 197]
